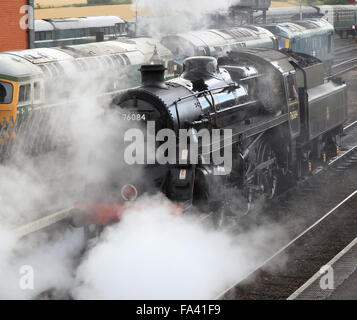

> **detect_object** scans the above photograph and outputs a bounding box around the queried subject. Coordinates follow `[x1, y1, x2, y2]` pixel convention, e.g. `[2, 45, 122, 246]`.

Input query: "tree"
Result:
[321, 0, 355, 4]
[87, 0, 112, 4]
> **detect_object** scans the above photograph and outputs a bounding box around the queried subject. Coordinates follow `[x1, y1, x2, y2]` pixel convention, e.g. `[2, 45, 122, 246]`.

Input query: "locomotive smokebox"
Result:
[182, 56, 219, 82]
[139, 64, 167, 89]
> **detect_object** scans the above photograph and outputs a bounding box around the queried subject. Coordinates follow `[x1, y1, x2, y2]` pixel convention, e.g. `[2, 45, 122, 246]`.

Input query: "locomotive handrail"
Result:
[170, 83, 239, 106]
[189, 99, 259, 128]
[169, 74, 264, 107]
[235, 74, 264, 82]
[185, 107, 287, 157]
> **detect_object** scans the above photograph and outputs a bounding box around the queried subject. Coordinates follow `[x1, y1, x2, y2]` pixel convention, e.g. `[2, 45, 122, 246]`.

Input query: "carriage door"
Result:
[285, 73, 300, 139]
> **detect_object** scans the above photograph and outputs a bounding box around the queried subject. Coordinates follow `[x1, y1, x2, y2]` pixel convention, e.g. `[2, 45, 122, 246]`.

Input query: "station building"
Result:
[0, 0, 34, 52]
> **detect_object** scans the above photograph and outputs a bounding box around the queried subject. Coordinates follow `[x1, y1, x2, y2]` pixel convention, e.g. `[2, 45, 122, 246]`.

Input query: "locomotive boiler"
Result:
[74, 48, 347, 230]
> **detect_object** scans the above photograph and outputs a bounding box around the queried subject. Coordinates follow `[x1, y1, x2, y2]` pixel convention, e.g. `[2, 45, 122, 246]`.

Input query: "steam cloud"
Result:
[0, 65, 130, 299]
[132, 0, 238, 37]
[0, 33, 288, 299]
[71, 195, 287, 299]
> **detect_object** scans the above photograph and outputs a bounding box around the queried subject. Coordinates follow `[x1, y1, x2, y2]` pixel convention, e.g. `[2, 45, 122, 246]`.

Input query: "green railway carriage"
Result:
[263, 19, 334, 67]
[161, 25, 277, 69]
[0, 37, 175, 154]
[34, 16, 128, 48]
[255, 5, 357, 38]
[320, 5, 357, 38]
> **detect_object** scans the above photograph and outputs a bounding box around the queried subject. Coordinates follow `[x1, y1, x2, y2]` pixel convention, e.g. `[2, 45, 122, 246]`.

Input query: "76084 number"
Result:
[122, 113, 146, 121]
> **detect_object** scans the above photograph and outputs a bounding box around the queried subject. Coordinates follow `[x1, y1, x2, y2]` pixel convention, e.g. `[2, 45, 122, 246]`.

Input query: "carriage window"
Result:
[118, 24, 124, 34]
[277, 37, 286, 50]
[0, 81, 13, 104]
[19, 84, 31, 104]
[39, 31, 46, 41]
[34, 82, 41, 101]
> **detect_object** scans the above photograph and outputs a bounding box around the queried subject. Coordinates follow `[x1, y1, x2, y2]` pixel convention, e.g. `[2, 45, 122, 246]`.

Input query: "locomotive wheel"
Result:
[256, 139, 279, 200]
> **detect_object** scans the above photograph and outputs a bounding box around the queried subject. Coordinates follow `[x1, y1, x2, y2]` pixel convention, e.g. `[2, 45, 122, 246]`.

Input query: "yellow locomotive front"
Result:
[0, 78, 17, 123]
[0, 78, 19, 148]
[0, 54, 43, 154]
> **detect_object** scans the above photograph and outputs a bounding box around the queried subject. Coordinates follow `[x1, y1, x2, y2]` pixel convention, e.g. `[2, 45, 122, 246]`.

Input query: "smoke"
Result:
[132, 0, 237, 37]
[0, 36, 289, 299]
[136, 0, 236, 14]
[0, 60, 135, 299]
[0, 225, 85, 299]
[70, 195, 287, 300]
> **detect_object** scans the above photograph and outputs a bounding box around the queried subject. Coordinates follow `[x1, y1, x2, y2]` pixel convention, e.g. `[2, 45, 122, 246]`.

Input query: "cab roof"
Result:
[265, 18, 334, 39]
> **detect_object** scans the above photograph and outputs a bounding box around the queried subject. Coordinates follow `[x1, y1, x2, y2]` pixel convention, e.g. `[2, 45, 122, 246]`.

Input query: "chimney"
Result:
[139, 64, 167, 89]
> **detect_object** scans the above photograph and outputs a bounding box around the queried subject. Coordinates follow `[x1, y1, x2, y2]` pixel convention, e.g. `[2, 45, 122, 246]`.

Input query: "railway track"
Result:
[215, 122, 357, 300]
[335, 44, 357, 55]
[217, 190, 357, 299]
[330, 56, 357, 78]
[12, 119, 357, 301]
[328, 36, 357, 77]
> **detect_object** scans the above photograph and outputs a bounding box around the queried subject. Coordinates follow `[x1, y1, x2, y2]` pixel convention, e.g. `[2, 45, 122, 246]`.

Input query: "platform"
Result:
[288, 236, 357, 300]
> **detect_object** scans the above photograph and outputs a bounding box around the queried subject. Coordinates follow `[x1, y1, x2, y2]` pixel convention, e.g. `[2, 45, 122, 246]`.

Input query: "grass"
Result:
[70, 1, 132, 7]
[35, 0, 132, 9]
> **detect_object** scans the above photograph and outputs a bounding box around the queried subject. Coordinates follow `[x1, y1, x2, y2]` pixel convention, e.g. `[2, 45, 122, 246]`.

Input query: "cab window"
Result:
[277, 37, 287, 50]
[19, 83, 31, 104]
[0, 81, 13, 104]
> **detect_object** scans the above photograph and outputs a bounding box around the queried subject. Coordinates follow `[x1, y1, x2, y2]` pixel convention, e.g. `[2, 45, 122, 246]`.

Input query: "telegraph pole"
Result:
[135, 1, 138, 37]
[300, 0, 303, 20]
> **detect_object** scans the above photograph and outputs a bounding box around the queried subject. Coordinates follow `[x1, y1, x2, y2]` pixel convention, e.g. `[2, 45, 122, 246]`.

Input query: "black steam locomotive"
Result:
[72, 48, 347, 230]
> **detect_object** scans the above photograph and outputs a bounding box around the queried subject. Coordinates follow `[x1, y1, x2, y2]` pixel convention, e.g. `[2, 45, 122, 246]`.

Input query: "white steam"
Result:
[136, 0, 236, 14]
[0, 64, 132, 299]
[0, 39, 289, 300]
[0, 226, 84, 299]
[132, 0, 237, 37]
[71, 195, 287, 300]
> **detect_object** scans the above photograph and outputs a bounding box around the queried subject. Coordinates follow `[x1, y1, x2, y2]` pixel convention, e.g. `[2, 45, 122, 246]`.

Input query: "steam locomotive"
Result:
[72, 48, 347, 231]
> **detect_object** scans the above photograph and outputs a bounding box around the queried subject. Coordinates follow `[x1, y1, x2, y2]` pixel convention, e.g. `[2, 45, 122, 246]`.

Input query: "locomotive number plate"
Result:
[122, 113, 146, 121]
